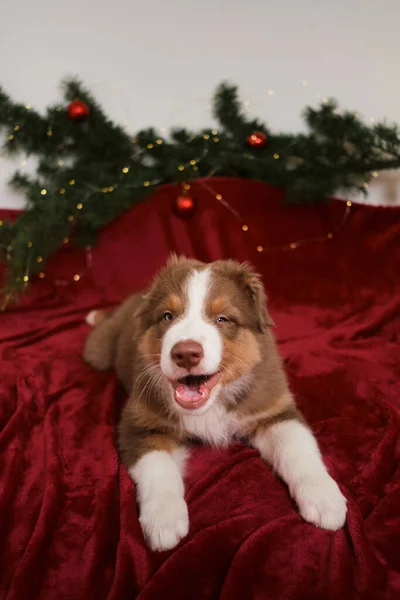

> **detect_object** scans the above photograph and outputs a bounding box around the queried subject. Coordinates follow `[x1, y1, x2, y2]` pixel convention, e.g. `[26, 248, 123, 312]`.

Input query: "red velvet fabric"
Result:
[0, 178, 399, 600]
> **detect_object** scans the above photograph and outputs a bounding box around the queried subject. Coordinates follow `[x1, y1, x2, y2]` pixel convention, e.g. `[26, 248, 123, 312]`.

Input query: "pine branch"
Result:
[1, 77, 400, 302]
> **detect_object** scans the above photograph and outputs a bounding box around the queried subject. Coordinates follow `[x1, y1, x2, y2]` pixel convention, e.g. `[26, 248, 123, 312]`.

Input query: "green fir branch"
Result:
[1, 78, 400, 303]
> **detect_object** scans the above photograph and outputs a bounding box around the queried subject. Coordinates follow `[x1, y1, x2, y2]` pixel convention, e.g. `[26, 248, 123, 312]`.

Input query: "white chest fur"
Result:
[181, 402, 235, 446]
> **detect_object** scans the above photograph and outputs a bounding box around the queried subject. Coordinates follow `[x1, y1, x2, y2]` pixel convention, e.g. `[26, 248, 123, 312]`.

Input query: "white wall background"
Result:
[1, 0, 400, 209]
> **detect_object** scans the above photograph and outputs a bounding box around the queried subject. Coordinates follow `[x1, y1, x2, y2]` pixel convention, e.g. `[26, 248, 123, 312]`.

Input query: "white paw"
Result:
[139, 494, 189, 551]
[295, 474, 347, 531]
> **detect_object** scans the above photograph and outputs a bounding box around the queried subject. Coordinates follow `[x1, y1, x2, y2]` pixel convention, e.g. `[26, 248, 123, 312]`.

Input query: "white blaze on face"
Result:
[160, 268, 222, 379]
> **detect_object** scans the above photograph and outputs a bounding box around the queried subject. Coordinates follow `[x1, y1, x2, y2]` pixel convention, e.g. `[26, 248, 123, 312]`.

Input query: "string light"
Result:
[0, 220, 2, 226]
[363, 182, 369, 188]
[372, 171, 378, 177]
[198, 180, 352, 257]
[58, 160, 64, 166]
[8, 135, 14, 140]
[354, 112, 359, 118]
[41, 189, 47, 195]
[23, 276, 29, 282]
[27, 242, 32, 248]
[1, 77, 366, 295]
[211, 130, 218, 135]
[37, 246, 93, 288]
[102, 187, 108, 193]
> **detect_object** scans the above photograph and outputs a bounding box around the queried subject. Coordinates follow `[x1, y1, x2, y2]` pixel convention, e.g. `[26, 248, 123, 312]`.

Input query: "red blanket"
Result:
[0, 178, 399, 600]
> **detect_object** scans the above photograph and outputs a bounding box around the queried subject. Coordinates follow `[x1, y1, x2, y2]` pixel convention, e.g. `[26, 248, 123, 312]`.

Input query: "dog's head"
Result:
[136, 255, 274, 415]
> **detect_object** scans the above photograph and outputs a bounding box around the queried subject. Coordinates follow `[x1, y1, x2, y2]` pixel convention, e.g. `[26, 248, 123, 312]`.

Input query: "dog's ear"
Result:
[133, 292, 150, 320]
[237, 262, 275, 332]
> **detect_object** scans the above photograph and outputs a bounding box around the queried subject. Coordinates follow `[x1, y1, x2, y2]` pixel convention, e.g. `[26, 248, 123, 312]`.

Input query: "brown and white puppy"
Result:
[83, 256, 347, 552]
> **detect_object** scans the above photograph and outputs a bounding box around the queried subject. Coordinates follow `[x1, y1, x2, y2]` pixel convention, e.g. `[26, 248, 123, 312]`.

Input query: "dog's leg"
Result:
[83, 310, 118, 371]
[250, 417, 347, 530]
[129, 444, 189, 551]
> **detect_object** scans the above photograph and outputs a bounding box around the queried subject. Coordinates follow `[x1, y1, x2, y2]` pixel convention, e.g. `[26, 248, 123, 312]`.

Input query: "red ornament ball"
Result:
[67, 99, 90, 122]
[173, 194, 196, 218]
[247, 130, 267, 148]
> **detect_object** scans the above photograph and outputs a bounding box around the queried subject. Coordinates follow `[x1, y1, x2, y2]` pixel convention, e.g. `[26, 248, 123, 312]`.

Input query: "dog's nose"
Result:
[171, 340, 204, 369]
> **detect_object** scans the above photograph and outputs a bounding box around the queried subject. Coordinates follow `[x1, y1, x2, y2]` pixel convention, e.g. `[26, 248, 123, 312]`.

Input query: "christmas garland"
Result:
[1, 78, 400, 301]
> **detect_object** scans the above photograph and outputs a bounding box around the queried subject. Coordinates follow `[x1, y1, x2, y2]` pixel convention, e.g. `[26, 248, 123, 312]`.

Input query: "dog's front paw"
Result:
[295, 473, 347, 531]
[139, 494, 189, 551]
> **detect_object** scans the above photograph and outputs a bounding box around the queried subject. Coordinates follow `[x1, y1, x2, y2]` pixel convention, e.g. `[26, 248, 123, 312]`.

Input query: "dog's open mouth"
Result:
[171, 373, 221, 410]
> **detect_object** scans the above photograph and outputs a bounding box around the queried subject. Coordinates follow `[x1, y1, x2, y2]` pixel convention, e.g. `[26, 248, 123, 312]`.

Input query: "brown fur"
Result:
[83, 256, 301, 471]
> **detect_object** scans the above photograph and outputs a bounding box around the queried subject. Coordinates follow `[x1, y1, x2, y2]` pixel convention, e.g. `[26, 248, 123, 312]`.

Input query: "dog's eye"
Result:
[163, 312, 174, 322]
[216, 316, 229, 324]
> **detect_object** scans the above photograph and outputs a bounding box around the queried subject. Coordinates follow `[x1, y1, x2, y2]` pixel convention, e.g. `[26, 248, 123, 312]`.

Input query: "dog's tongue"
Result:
[174, 374, 220, 410]
[175, 383, 210, 406]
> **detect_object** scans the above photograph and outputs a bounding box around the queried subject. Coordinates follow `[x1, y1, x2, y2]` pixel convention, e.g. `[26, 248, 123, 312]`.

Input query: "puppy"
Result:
[83, 256, 347, 551]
